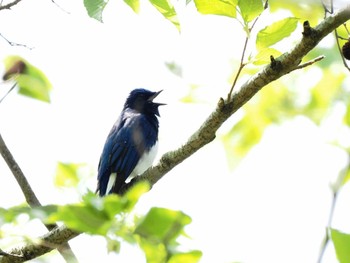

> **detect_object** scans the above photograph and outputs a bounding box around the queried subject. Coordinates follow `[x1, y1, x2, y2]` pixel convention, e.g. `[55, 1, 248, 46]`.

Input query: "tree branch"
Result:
[138, 5, 350, 187]
[0, 133, 42, 206]
[0, 226, 79, 263]
[0, 133, 78, 262]
[1, 5, 350, 262]
[0, 0, 23, 10]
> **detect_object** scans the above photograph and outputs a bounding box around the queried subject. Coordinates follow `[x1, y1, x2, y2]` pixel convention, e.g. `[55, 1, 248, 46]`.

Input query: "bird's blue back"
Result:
[97, 89, 162, 196]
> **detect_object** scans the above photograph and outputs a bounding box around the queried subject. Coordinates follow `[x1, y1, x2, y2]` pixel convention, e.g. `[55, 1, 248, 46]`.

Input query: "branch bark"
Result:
[0, 0, 23, 10]
[139, 5, 350, 187]
[0, 133, 78, 262]
[1, 5, 350, 262]
[0, 226, 79, 263]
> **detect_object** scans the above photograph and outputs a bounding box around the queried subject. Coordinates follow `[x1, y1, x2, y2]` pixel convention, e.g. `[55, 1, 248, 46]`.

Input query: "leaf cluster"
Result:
[2, 56, 52, 103]
[0, 183, 200, 262]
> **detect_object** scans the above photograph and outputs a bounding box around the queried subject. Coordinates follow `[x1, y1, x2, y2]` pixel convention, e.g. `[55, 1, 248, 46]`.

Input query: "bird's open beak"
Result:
[148, 90, 166, 106]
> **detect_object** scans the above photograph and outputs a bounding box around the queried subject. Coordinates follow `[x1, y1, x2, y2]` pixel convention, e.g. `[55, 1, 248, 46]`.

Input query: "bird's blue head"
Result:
[124, 88, 165, 117]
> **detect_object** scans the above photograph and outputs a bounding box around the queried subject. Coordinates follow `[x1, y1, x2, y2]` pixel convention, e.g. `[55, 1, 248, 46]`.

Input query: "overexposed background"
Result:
[0, 1, 349, 262]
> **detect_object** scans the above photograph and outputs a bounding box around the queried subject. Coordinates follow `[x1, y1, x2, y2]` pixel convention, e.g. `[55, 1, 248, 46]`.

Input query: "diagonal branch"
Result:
[1, 5, 350, 263]
[0, 0, 23, 10]
[0, 226, 79, 263]
[0, 133, 78, 262]
[138, 5, 350, 187]
[0, 133, 42, 206]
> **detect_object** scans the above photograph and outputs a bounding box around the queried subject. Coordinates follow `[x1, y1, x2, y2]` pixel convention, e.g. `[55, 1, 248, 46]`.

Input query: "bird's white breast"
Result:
[130, 141, 158, 179]
[105, 142, 159, 194]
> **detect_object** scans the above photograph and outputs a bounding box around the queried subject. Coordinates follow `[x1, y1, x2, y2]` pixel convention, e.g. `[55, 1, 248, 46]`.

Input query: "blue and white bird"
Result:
[96, 88, 164, 196]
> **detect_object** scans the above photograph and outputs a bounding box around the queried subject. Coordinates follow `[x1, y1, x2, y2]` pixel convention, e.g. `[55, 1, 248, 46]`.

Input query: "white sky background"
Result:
[0, 0, 350, 262]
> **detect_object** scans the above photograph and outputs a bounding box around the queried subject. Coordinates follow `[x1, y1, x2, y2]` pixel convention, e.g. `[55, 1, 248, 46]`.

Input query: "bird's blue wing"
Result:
[97, 113, 148, 195]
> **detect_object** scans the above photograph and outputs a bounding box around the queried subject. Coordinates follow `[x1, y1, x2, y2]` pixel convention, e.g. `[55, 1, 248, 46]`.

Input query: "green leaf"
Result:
[330, 166, 350, 193]
[47, 193, 115, 235]
[46, 185, 147, 235]
[221, 81, 298, 167]
[0, 205, 31, 223]
[238, 0, 263, 23]
[123, 0, 140, 13]
[165, 61, 182, 77]
[107, 237, 121, 253]
[3, 56, 52, 103]
[54, 204, 112, 235]
[148, 0, 180, 31]
[102, 194, 124, 218]
[0, 204, 59, 225]
[269, 0, 322, 26]
[54, 162, 84, 188]
[31, 205, 59, 221]
[180, 84, 200, 103]
[84, 0, 109, 22]
[253, 47, 282, 65]
[168, 250, 202, 263]
[306, 69, 345, 124]
[194, 0, 237, 18]
[342, 169, 350, 187]
[139, 239, 167, 262]
[256, 17, 299, 50]
[123, 181, 150, 210]
[222, 108, 267, 160]
[331, 228, 350, 263]
[344, 103, 350, 126]
[135, 207, 191, 244]
[16, 75, 51, 102]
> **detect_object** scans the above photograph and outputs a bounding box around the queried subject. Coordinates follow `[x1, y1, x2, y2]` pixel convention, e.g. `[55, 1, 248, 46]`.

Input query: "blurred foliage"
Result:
[238, 0, 263, 23]
[1, 0, 350, 262]
[253, 47, 282, 65]
[193, 0, 237, 18]
[135, 207, 201, 262]
[123, 0, 140, 13]
[83, 0, 108, 22]
[2, 56, 52, 102]
[269, 0, 324, 26]
[330, 157, 350, 193]
[305, 68, 346, 124]
[84, 0, 179, 30]
[46, 183, 150, 235]
[0, 183, 200, 262]
[331, 228, 350, 263]
[256, 17, 299, 50]
[165, 61, 183, 77]
[221, 79, 297, 163]
[54, 162, 86, 188]
[149, 0, 180, 31]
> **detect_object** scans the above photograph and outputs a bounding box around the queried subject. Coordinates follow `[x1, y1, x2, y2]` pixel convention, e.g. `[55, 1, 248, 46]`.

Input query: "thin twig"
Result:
[50, 0, 70, 14]
[0, 0, 22, 10]
[344, 23, 350, 35]
[227, 37, 248, 101]
[0, 33, 33, 49]
[0, 82, 17, 104]
[293, 55, 325, 70]
[317, 192, 338, 263]
[318, 154, 350, 262]
[334, 29, 350, 71]
[227, 0, 268, 101]
[323, 0, 350, 71]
